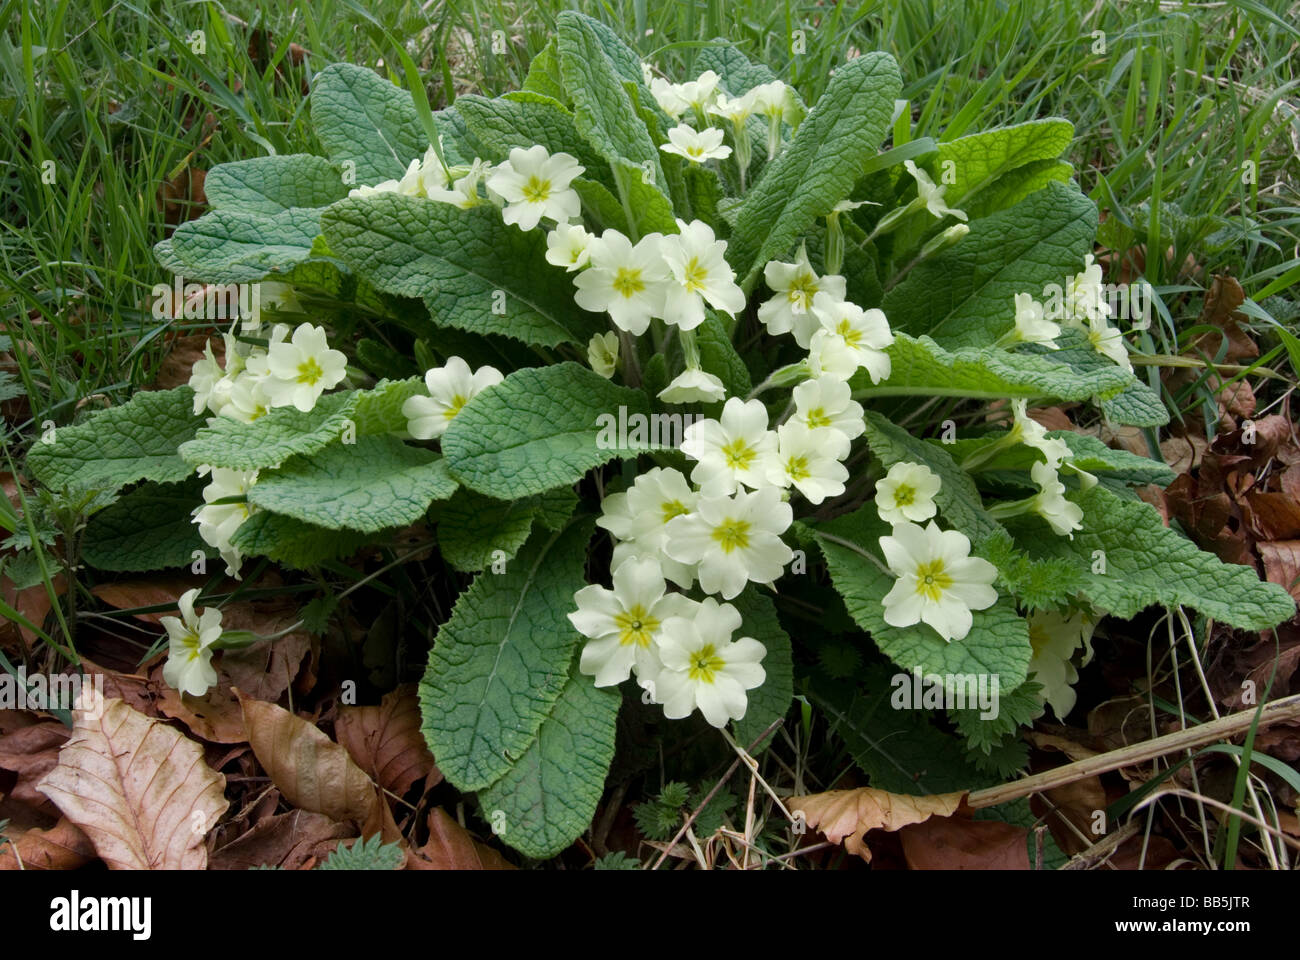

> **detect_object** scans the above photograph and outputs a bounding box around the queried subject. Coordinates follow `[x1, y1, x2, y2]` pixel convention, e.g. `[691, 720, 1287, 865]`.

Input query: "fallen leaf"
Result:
[237, 692, 388, 836]
[1258, 541, 1300, 603]
[406, 808, 513, 870]
[0, 816, 96, 870]
[152, 334, 216, 390]
[211, 809, 354, 870]
[0, 721, 69, 813]
[335, 684, 441, 798]
[899, 816, 1029, 869]
[37, 697, 229, 869]
[152, 663, 248, 743]
[788, 787, 966, 862]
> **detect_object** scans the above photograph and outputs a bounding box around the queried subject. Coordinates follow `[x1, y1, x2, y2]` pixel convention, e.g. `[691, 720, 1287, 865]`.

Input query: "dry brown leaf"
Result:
[899, 816, 1030, 870]
[0, 816, 96, 870]
[406, 808, 513, 870]
[1259, 541, 1300, 602]
[335, 684, 441, 798]
[237, 692, 387, 835]
[152, 663, 247, 743]
[1026, 731, 1099, 763]
[211, 809, 354, 870]
[788, 787, 966, 862]
[0, 720, 68, 814]
[37, 697, 229, 869]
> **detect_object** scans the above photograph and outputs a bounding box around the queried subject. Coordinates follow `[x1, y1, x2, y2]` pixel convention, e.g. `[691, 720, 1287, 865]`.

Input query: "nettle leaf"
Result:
[229, 511, 374, 569]
[556, 11, 669, 204]
[442, 362, 661, 500]
[949, 679, 1044, 755]
[317, 834, 405, 871]
[164, 208, 329, 283]
[935, 119, 1074, 210]
[883, 181, 1097, 349]
[812, 505, 1032, 691]
[852, 333, 1133, 403]
[82, 479, 211, 573]
[204, 154, 349, 214]
[730, 587, 793, 754]
[28, 386, 202, 494]
[477, 658, 620, 859]
[180, 392, 357, 470]
[311, 62, 427, 186]
[863, 411, 1003, 545]
[950, 430, 1176, 487]
[1044, 329, 1168, 427]
[419, 518, 595, 792]
[976, 531, 1086, 612]
[248, 435, 457, 532]
[321, 196, 603, 348]
[454, 92, 614, 190]
[1008, 485, 1296, 631]
[728, 52, 902, 288]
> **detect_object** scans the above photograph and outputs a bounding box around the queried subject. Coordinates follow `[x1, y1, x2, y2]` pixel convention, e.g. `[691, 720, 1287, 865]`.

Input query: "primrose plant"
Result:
[26, 13, 1292, 860]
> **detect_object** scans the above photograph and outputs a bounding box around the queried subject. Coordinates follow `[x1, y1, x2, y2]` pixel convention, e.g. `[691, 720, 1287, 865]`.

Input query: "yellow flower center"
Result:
[719, 438, 755, 470]
[444, 394, 468, 420]
[835, 318, 862, 348]
[178, 630, 203, 662]
[785, 454, 810, 481]
[613, 267, 645, 298]
[682, 257, 708, 293]
[787, 272, 818, 309]
[686, 145, 704, 159]
[615, 605, 660, 648]
[522, 175, 551, 203]
[297, 357, 324, 385]
[660, 499, 690, 525]
[892, 483, 916, 507]
[711, 517, 750, 553]
[688, 644, 726, 683]
[913, 559, 953, 602]
[804, 406, 831, 429]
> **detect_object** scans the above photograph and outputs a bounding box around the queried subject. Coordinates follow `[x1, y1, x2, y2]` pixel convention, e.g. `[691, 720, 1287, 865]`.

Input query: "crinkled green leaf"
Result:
[851, 333, 1134, 403]
[963, 158, 1073, 222]
[442, 362, 660, 499]
[179, 392, 358, 470]
[863, 410, 1003, 545]
[556, 11, 669, 205]
[812, 504, 1032, 690]
[949, 429, 1176, 487]
[320, 195, 604, 348]
[229, 510, 374, 569]
[27, 386, 202, 494]
[419, 518, 595, 791]
[247, 435, 456, 532]
[883, 182, 1098, 349]
[163, 208, 329, 283]
[935, 119, 1074, 209]
[1043, 329, 1169, 427]
[454, 92, 613, 189]
[728, 53, 901, 287]
[311, 63, 427, 186]
[81, 479, 211, 572]
[522, 40, 567, 102]
[730, 587, 793, 754]
[437, 489, 544, 573]
[477, 657, 619, 860]
[351, 378, 425, 436]
[1008, 485, 1296, 630]
[696, 41, 783, 98]
[204, 154, 348, 214]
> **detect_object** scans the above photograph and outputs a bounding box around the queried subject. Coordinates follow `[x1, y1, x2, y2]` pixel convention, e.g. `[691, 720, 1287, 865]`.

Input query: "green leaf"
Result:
[882, 182, 1098, 348]
[696, 42, 782, 97]
[229, 511, 374, 569]
[316, 834, 404, 870]
[454, 92, 612, 189]
[81, 479, 210, 572]
[476, 657, 620, 860]
[179, 392, 358, 470]
[862, 411, 1003, 545]
[812, 504, 1032, 690]
[695, 312, 753, 397]
[351, 378, 425, 436]
[949, 680, 1043, 754]
[442, 362, 660, 500]
[728, 53, 902, 287]
[963, 159, 1073, 222]
[311, 63, 427, 186]
[556, 11, 669, 205]
[27, 386, 202, 495]
[729, 587, 792, 754]
[1043, 330, 1169, 427]
[437, 489, 544, 573]
[521, 40, 567, 102]
[935, 119, 1074, 209]
[164, 208, 329, 283]
[320, 196, 604, 348]
[1008, 485, 1296, 631]
[852, 333, 1134, 403]
[419, 519, 595, 791]
[203, 154, 348, 214]
[247, 435, 457, 532]
[950, 430, 1176, 487]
